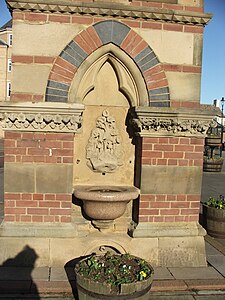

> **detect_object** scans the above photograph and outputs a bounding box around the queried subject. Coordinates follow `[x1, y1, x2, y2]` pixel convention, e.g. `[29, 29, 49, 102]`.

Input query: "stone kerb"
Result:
[45, 20, 170, 107]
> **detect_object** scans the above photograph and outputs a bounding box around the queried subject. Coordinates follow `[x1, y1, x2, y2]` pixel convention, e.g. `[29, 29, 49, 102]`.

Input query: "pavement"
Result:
[0, 153, 225, 299]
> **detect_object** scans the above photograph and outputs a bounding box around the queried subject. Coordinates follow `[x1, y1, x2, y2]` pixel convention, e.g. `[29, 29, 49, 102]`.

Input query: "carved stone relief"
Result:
[131, 117, 210, 135]
[0, 102, 84, 133]
[86, 110, 124, 173]
[129, 107, 213, 137]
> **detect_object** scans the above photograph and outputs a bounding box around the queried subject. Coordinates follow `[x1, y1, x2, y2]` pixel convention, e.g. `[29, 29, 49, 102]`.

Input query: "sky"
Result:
[0, 0, 224, 106]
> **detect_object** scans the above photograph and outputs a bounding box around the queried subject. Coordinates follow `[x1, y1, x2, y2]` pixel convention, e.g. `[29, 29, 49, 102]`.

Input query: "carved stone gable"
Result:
[86, 110, 124, 173]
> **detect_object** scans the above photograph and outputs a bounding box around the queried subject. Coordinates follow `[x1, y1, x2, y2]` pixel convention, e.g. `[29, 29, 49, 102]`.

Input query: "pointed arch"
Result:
[45, 20, 170, 107]
[69, 44, 147, 107]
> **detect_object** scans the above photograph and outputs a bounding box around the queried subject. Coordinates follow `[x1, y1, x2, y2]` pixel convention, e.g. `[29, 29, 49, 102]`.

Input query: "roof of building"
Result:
[200, 104, 222, 117]
[0, 19, 12, 31]
[0, 39, 8, 46]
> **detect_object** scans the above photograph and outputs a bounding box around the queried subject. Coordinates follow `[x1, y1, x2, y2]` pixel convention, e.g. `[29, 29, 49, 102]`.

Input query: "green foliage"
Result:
[206, 195, 225, 209]
[76, 252, 153, 287]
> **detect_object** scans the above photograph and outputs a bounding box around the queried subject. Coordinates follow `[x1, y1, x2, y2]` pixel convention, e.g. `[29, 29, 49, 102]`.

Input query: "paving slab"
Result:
[0, 267, 49, 281]
[32, 267, 49, 281]
[207, 255, 225, 277]
[32, 280, 74, 294]
[0, 280, 31, 293]
[148, 294, 195, 300]
[154, 267, 174, 280]
[217, 238, 225, 248]
[168, 267, 223, 280]
[50, 267, 74, 281]
[205, 241, 222, 256]
[185, 279, 225, 290]
[194, 296, 225, 300]
[151, 279, 188, 292]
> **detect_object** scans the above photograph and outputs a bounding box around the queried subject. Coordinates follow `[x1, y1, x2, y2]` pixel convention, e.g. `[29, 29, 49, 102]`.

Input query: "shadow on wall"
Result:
[0, 245, 40, 298]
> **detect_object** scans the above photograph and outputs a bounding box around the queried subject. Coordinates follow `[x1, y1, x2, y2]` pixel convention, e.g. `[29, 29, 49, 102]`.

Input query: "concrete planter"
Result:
[203, 158, 223, 172]
[203, 205, 225, 238]
[75, 255, 154, 300]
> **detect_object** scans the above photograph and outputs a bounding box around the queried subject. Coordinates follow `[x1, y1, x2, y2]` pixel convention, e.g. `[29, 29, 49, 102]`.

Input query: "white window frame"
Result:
[8, 34, 12, 46]
[7, 81, 11, 97]
[8, 59, 12, 72]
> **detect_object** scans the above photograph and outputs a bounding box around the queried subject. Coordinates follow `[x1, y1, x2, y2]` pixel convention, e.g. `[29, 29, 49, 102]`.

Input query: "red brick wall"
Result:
[4, 131, 74, 223]
[139, 136, 204, 223]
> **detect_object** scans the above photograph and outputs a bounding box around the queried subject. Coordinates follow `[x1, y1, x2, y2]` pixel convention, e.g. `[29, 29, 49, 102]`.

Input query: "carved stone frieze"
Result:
[86, 110, 124, 173]
[129, 106, 214, 137]
[6, 0, 212, 26]
[0, 102, 84, 133]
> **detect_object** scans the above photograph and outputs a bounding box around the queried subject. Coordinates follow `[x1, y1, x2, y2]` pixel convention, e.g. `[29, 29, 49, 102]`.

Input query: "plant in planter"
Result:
[75, 252, 154, 300]
[203, 155, 224, 172]
[203, 143, 223, 172]
[203, 195, 225, 238]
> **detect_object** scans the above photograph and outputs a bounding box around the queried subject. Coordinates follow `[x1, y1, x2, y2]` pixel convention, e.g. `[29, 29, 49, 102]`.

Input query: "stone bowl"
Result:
[74, 185, 139, 221]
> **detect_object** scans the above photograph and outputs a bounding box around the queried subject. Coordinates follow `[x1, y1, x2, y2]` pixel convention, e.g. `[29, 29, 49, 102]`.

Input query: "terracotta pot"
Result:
[75, 256, 154, 300]
[203, 159, 223, 172]
[203, 205, 225, 238]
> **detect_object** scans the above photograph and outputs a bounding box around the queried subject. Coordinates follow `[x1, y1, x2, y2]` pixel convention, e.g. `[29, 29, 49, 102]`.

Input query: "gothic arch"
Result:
[69, 44, 147, 107]
[45, 20, 170, 107]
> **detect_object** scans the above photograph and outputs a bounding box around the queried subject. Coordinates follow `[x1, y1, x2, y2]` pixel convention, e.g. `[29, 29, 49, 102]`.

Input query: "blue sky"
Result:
[0, 0, 224, 105]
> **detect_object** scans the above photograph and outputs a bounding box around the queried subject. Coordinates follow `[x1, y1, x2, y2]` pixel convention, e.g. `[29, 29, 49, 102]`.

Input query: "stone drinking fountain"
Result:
[74, 109, 139, 230]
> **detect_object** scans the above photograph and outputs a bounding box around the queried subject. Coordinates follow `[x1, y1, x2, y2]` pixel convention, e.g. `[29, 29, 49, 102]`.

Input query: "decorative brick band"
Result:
[46, 20, 170, 107]
[12, 55, 55, 64]
[8, 0, 211, 25]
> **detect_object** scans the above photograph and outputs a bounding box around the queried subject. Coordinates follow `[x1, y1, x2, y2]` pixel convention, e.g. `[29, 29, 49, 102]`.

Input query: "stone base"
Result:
[0, 222, 207, 267]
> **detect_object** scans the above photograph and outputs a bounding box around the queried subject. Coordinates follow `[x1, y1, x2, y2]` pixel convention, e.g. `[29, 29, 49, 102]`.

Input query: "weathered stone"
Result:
[166, 72, 201, 102]
[4, 163, 35, 193]
[36, 164, 73, 194]
[12, 64, 51, 94]
[141, 165, 202, 195]
[193, 34, 203, 66]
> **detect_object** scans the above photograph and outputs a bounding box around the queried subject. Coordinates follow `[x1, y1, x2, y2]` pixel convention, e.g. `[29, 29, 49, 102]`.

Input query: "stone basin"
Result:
[73, 185, 139, 222]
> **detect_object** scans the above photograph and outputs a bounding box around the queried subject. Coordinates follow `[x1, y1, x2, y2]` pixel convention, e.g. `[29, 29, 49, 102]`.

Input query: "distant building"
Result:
[213, 98, 224, 127]
[0, 19, 12, 102]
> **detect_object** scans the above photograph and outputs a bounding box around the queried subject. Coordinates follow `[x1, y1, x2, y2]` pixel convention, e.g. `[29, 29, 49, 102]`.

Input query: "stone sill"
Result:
[131, 221, 206, 238]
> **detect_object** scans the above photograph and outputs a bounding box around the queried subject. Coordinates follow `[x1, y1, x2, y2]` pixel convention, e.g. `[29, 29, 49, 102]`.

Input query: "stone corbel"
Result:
[0, 102, 85, 133]
[129, 106, 214, 138]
